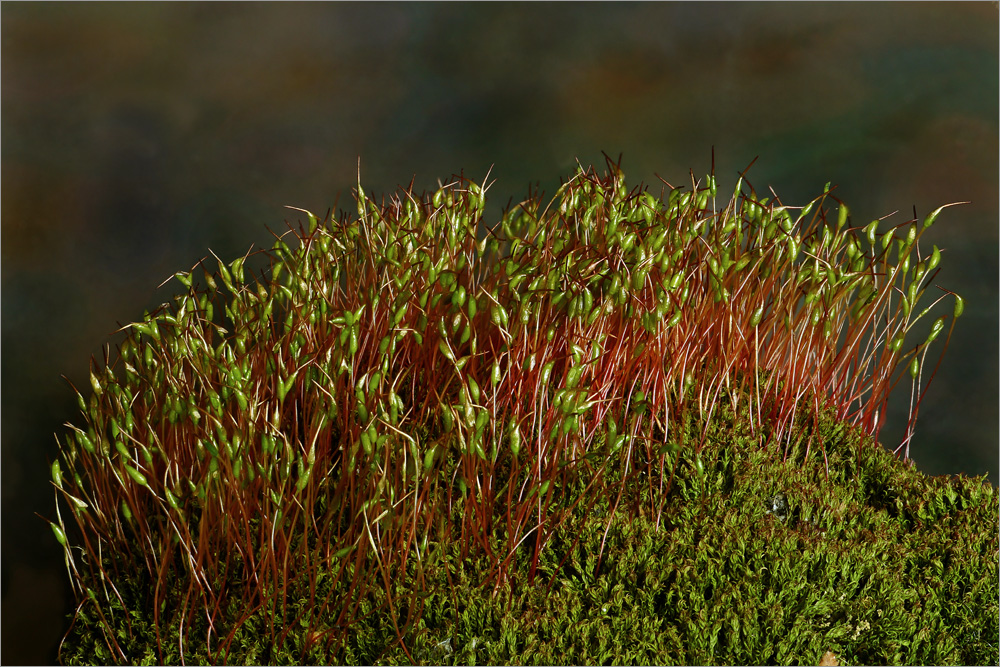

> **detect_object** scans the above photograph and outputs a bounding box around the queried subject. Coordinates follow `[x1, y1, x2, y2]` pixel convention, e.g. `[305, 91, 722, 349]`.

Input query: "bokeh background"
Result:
[2, 3, 996, 663]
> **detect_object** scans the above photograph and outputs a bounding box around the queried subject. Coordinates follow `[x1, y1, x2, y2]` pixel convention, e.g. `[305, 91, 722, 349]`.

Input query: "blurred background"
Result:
[2, 3, 996, 663]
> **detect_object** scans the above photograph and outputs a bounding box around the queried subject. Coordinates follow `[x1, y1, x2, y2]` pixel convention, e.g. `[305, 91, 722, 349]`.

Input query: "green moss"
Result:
[60, 398, 998, 666]
[50, 160, 994, 665]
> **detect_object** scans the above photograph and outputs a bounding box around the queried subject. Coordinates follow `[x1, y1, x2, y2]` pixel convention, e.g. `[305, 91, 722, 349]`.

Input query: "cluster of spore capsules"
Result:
[47, 157, 963, 662]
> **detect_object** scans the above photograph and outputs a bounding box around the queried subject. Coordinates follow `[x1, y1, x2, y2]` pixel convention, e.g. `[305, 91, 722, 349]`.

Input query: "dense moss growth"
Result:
[48, 158, 992, 665]
[60, 399, 998, 665]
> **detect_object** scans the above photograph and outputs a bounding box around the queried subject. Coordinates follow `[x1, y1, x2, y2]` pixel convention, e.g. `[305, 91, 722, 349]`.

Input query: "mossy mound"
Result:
[60, 400, 998, 665]
[49, 160, 992, 665]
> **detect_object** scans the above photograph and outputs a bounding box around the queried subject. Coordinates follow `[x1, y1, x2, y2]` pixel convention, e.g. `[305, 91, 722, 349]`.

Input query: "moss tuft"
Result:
[48, 158, 993, 665]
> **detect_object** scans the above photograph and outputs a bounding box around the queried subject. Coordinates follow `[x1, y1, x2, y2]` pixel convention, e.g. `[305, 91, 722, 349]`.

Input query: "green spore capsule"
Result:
[50, 523, 68, 547]
[837, 203, 849, 230]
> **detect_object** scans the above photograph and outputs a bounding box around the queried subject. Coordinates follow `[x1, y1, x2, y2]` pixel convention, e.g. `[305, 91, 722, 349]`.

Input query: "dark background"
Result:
[3, 3, 996, 664]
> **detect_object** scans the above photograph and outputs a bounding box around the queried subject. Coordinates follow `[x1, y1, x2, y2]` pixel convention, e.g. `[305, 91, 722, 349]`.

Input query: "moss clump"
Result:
[48, 157, 992, 665]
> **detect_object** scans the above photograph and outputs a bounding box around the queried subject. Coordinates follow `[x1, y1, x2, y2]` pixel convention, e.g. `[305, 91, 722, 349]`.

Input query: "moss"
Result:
[60, 398, 998, 666]
[50, 159, 993, 665]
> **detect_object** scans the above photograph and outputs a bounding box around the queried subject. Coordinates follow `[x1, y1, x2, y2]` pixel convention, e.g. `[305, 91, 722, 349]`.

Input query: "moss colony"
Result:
[48, 158, 997, 665]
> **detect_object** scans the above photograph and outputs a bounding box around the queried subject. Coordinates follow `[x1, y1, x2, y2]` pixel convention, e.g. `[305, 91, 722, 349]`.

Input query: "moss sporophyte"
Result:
[46, 157, 997, 665]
